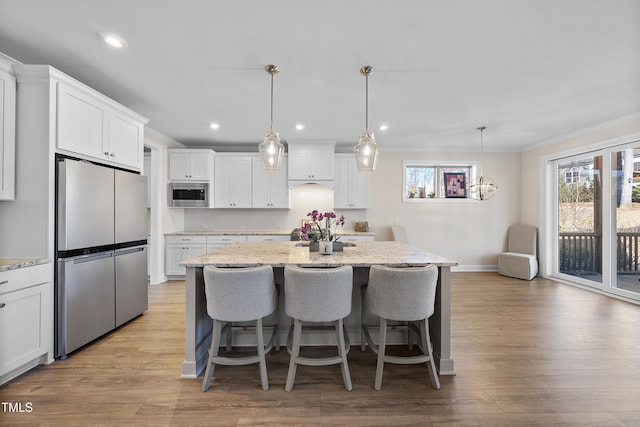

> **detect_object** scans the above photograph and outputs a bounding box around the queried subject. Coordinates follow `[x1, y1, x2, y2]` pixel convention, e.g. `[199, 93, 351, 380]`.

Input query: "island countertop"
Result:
[166, 229, 376, 237]
[181, 241, 457, 268]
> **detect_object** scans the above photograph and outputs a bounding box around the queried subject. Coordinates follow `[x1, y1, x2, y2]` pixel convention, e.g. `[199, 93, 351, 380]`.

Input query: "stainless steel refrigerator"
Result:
[56, 157, 148, 358]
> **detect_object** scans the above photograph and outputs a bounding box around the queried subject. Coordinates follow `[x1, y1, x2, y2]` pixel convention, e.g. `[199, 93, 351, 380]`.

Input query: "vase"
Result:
[309, 241, 320, 252]
[333, 241, 344, 252]
[320, 240, 333, 255]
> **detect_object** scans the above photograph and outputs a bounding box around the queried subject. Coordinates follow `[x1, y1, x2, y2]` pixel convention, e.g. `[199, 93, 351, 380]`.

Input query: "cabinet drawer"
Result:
[165, 235, 206, 245]
[338, 235, 375, 242]
[207, 235, 247, 244]
[0, 263, 50, 295]
[246, 235, 290, 242]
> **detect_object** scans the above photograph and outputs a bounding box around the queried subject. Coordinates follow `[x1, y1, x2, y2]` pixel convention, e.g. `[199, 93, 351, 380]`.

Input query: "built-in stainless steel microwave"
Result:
[168, 182, 209, 207]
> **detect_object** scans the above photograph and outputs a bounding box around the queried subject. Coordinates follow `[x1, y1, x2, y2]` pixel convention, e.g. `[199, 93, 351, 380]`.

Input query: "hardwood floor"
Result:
[2, 273, 640, 426]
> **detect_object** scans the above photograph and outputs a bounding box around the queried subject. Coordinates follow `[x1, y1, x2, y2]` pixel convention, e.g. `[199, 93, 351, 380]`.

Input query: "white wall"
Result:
[143, 127, 184, 284]
[366, 151, 521, 269]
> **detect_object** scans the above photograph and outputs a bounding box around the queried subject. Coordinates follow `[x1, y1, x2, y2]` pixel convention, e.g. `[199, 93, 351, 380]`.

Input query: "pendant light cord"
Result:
[478, 126, 486, 177]
[270, 72, 274, 132]
[365, 73, 369, 132]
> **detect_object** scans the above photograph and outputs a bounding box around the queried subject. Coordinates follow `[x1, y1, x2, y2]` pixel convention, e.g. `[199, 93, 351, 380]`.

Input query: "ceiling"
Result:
[0, 0, 638, 152]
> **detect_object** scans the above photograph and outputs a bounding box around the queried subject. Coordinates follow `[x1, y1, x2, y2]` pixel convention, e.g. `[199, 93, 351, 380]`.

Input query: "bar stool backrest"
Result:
[366, 265, 438, 321]
[203, 265, 277, 322]
[284, 265, 353, 323]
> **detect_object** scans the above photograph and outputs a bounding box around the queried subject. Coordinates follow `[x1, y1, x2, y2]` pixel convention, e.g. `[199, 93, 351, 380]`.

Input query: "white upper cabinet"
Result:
[287, 140, 335, 184]
[56, 79, 147, 171]
[0, 56, 16, 201]
[168, 149, 214, 182]
[252, 156, 289, 208]
[214, 155, 252, 208]
[334, 154, 369, 209]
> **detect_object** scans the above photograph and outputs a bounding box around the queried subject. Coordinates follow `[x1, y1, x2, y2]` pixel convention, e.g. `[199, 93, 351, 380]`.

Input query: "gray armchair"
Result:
[498, 224, 538, 280]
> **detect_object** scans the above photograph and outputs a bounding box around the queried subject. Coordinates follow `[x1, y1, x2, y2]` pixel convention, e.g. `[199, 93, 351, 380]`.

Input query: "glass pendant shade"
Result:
[259, 130, 284, 171]
[355, 65, 378, 171]
[259, 64, 284, 171]
[469, 175, 498, 200]
[355, 130, 379, 171]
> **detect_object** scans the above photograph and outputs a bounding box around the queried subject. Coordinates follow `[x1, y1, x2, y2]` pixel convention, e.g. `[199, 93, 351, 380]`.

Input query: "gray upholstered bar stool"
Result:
[284, 265, 353, 392]
[201, 265, 278, 392]
[363, 265, 440, 390]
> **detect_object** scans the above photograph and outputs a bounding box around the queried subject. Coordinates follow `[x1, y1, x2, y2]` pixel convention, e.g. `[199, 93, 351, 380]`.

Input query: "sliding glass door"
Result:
[557, 154, 603, 286]
[612, 146, 640, 296]
[554, 142, 640, 301]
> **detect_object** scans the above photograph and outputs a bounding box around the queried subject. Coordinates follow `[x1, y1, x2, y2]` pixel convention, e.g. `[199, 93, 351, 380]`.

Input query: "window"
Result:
[403, 161, 476, 201]
[564, 170, 580, 184]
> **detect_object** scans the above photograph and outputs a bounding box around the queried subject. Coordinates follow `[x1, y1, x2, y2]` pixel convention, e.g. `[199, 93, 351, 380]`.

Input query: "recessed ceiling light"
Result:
[99, 32, 128, 49]
[209, 123, 220, 130]
[295, 123, 305, 131]
[379, 124, 389, 131]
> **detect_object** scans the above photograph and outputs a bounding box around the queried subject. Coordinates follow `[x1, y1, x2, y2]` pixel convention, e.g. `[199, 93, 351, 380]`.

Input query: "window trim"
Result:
[402, 160, 479, 202]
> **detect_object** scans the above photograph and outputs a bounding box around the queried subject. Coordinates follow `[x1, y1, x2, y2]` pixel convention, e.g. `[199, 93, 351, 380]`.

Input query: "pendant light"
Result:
[354, 66, 379, 171]
[468, 126, 498, 200]
[259, 64, 284, 171]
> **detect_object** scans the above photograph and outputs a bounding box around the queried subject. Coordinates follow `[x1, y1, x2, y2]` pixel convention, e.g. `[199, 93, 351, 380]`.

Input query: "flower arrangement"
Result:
[302, 210, 345, 242]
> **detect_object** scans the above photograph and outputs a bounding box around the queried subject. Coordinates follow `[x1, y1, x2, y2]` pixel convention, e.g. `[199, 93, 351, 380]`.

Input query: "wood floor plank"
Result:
[1, 274, 639, 426]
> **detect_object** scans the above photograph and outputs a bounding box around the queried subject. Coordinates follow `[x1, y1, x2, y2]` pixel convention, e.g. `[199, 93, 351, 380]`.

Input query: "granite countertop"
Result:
[181, 241, 457, 268]
[166, 229, 376, 237]
[0, 257, 50, 272]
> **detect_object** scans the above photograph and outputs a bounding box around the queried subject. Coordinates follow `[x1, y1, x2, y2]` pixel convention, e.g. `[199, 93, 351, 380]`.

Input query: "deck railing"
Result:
[558, 232, 640, 274]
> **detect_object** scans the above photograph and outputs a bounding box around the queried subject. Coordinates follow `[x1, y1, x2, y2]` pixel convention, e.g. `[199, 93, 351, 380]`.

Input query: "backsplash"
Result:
[183, 185, 368, 231]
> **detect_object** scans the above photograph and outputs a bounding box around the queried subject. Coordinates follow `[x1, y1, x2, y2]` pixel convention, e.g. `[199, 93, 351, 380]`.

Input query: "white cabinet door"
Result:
[57, 81, 146, 171]
[108, 111, 143, 169]
[165, 243, 206, 276]
[214, 156, 252, 208]
[0, 62, 16, 201]
[168, 152, 189, 181]
[287, 142, 335, 181]
[188, 155, 211, 181]
[165, 235, 207, 276]
[288, 150, 334, 181]
[0, 283, 49, 379]
[309, 152, 334, 180]
[168, 150, 213, 181]
[334, 155, 369, 209]
[252, 157, 289, 208]
[57, 82, 107, 161]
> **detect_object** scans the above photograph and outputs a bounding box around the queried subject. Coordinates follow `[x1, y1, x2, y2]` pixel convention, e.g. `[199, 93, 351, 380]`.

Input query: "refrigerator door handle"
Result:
[67, 251, 115, 264]
[115, 247, 145, 256]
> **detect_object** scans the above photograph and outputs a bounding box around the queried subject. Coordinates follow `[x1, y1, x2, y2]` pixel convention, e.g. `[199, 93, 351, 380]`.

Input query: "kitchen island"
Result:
[180, 241, 457, 379]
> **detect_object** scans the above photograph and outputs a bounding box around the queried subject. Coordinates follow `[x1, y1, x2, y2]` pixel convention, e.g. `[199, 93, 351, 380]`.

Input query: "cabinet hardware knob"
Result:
[104, 151, 109, 156]
[110, 153, 116, 157]
[0, 280, 8, 285]
[0, 303, 5, 308]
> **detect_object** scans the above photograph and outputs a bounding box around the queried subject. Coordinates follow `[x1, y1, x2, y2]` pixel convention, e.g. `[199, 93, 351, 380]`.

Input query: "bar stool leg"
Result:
[420, 319, 440, 390]
[255, 318, 269, 391]
[360, 285, 366, 351]
[202, 319, 223, 392]
[336, 319, 353, 391]
[285, 319, 302, 392]
[374, 318, 388, 391]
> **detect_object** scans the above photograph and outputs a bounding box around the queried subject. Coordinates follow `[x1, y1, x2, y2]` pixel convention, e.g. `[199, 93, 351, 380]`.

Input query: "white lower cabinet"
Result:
[165, 236, 207, 276]
[0, 263, 52, 385]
